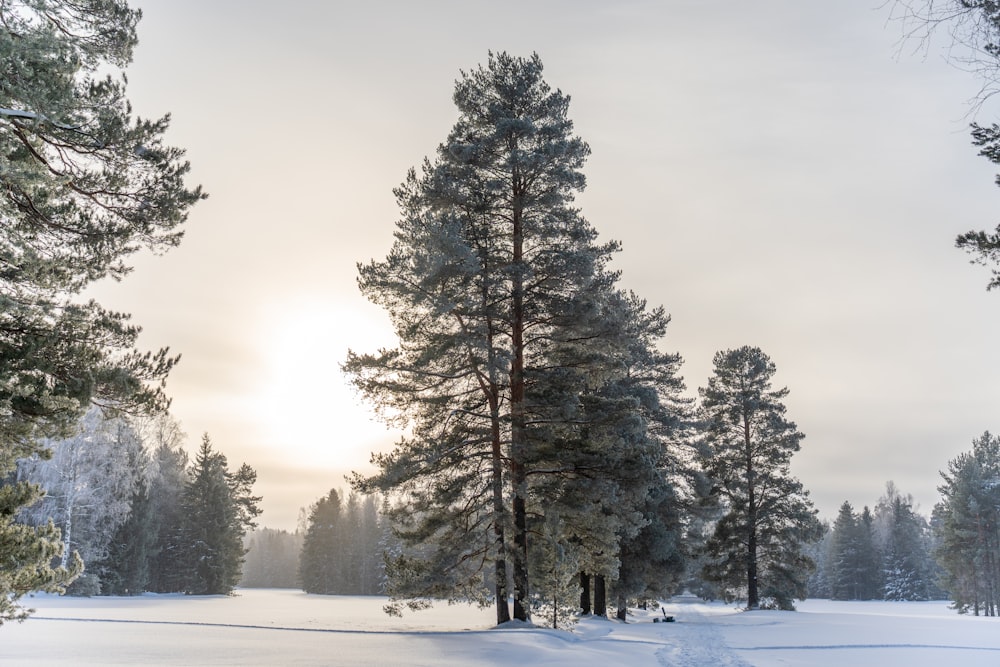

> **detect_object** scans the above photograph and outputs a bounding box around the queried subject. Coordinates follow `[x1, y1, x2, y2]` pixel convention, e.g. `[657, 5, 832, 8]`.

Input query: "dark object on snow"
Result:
[661, 609, 675, 622]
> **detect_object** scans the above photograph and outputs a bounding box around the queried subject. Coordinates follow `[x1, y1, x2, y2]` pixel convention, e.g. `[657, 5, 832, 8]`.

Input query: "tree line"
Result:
[240, 488, 389, 595]
[808, 482, 945, 603]
[15, 409, 261, 597]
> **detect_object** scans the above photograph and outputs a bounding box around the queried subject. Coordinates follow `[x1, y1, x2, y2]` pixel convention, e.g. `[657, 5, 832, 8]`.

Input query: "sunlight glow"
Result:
[251, 296, 398, 469]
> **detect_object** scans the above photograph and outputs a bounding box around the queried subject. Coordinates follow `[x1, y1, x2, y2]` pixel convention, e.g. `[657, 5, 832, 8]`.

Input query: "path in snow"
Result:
[652, 596, 752, 667]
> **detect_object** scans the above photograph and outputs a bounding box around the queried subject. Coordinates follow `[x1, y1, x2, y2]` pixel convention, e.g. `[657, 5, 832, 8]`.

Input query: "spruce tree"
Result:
[856, 506, 881, 600]
[881, 496, 930, 601]
[829, 501, 862, 600]
[299, 489, 344, 594]
[99, 482, 156, 595]
[145, 419, 190, 593]
[698, 346, 822, 610]
[873, 483, 932, 602]
[176, 435, 260, 595]
[0, 0, 201, 620]
[826, 501, 883, 601]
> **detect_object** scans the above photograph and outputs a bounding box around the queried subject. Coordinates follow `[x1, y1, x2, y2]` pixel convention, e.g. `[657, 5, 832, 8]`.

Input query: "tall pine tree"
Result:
[345, 52, 643, 624]
[698, 346, 822, 610]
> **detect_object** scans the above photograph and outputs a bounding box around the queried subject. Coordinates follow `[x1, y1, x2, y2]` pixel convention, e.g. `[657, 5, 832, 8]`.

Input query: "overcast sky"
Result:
[89, 0, 1000, 530]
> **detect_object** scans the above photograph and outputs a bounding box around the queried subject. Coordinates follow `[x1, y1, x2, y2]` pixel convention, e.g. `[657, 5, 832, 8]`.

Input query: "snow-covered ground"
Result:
[4, 589, 1000, 666]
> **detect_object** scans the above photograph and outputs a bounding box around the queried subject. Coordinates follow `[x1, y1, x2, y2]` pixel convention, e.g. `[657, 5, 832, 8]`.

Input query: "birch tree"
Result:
[17, 406, 145, 592]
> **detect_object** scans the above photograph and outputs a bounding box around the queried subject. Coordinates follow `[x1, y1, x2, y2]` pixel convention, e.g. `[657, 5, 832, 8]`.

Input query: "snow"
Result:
[4, 590, 1000, 666]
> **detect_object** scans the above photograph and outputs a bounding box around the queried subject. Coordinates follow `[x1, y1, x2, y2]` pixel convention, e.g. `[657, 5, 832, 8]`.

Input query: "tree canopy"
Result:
[345, 52, 689, 625]
[0, 0, 201, 622]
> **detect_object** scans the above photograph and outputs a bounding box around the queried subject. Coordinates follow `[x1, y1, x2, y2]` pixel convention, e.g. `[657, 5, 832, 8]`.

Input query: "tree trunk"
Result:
[580, 573, 591, 614]
[489, 388, 510, 624]
[744, 413, 759, 610]
[616, 593, 627, 621]
[747, 527, 759, 610]
[509, 179, 531, 623]
[511, 471, 530, 622]
[594, 574, 607, 617]
[60, 507, 74, 570]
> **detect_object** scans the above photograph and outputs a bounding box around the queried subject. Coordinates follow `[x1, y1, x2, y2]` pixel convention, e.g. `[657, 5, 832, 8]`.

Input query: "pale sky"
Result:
[88, 1, 1000, 531]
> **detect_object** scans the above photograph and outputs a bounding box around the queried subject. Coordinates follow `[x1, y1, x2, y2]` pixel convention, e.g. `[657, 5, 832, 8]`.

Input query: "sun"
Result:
[251, 296, 397, 469]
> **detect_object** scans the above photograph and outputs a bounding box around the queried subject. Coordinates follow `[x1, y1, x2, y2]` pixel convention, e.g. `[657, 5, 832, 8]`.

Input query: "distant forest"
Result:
[14, 403, 1000, 623]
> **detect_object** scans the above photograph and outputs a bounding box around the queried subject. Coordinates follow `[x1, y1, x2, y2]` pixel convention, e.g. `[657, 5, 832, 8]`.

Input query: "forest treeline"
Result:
[14, 395, 1000, 625]
[15, 409, 261, 597]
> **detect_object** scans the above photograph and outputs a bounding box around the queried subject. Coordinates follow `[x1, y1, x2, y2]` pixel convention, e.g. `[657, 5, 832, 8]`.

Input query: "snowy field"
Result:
[4, 589, 1000, 666]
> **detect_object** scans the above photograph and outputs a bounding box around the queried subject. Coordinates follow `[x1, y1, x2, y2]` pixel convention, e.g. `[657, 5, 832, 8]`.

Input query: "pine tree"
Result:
[0, 0, 201, 620]
[346, 52, 636, 624]
[888, 3, 1000, 290]
[935, 432, 1000, 614]
[698, 346, 822, 610]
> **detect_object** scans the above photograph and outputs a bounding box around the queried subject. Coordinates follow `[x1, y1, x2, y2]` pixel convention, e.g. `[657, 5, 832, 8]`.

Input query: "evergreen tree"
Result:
[355, 494, 384, 594]
[295, 490, 385, 596]
[175, 435, 260, 595]
[99, 480, 155, 595]
[539, 291, 691, 622]
[698, 346, 822, 610]
[0, 0, 201, 621]
[881, 495, 930, 601]
[829, 501, 863, 600]
[528, 510, 581, 629]
[889, 3, 1000, 289]
[145, 417, 190, 593]
[299, 489, 344, 595]
[804, 522, 832, 599]
[935, 431, 1000, 614]
[856, 506, 881, 600]
[610, 482, 686, 620]
[345, 52, 644, 624]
